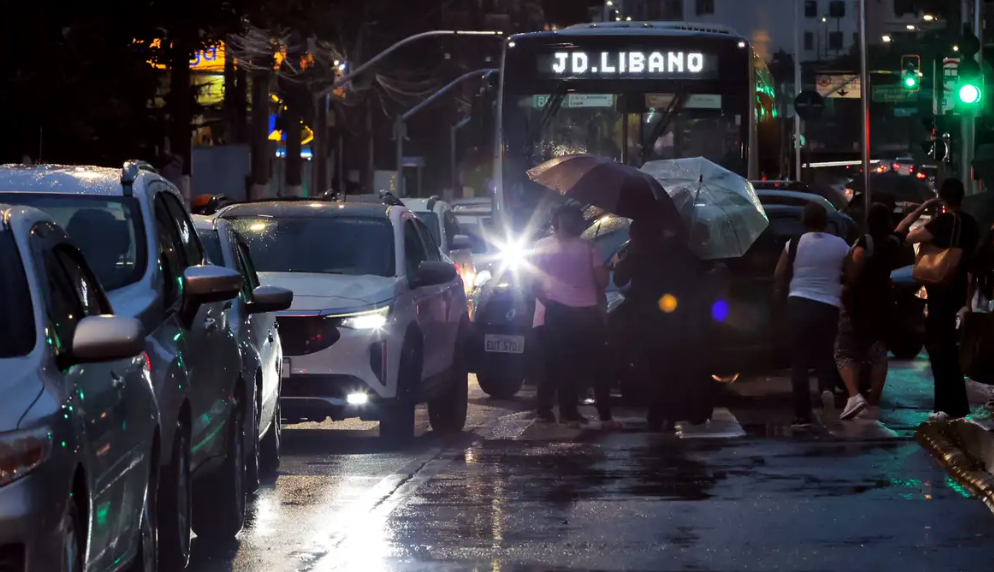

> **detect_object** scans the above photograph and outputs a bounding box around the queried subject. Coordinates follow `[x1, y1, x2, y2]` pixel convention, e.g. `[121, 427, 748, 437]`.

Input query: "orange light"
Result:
[916, 172, 926, 179]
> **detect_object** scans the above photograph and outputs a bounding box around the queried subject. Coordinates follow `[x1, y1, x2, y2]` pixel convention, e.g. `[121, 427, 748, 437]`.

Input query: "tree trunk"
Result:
[233, 66, 248, 144]
[169, 38, 193, 203]
[250, 67, 271, 200]
[223, 44, 236, 144]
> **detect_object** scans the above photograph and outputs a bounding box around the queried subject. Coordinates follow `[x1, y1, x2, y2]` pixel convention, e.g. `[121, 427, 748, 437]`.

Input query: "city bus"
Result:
[492, 21, 780, 227]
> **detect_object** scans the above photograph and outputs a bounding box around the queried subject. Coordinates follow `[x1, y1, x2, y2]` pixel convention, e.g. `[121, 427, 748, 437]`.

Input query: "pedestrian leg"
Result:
[535, 326, 556, 420]
[927, 299, 970, 417]
[789, 298, 815, 422]
[813, 304, 840, 397]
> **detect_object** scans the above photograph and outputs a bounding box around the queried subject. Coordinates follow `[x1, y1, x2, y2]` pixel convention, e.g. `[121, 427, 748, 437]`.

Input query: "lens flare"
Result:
[658, 294, 678, 313]
[712, 300, 729, 322]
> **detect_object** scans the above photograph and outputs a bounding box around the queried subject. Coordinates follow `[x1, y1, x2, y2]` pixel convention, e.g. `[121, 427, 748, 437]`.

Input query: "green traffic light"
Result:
[959, 83, 982, 104]
[904, 75, 918, 89]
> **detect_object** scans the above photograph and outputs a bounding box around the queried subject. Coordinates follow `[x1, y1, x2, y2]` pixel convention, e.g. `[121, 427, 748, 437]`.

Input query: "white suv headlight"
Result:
[0, 427, 53, 487]
[338, 306, 390, 330]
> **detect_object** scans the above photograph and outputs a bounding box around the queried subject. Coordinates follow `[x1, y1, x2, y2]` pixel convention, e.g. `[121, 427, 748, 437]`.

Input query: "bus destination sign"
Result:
[538, 50, 714, 79]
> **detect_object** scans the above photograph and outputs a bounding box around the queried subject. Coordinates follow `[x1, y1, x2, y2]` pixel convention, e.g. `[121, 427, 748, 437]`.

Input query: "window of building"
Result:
[829, 31, 844, 50]
[804, 31, 814, 51]
[695, 0, 715, 15]
[829, 0, 845, 17]
[853, 32, 859, 44]
[660, 0, 684, 20]
[805, 1, 818, 18]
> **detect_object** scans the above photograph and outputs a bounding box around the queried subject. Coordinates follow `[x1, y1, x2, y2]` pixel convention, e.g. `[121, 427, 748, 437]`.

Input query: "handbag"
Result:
[913, 214, 963, 286]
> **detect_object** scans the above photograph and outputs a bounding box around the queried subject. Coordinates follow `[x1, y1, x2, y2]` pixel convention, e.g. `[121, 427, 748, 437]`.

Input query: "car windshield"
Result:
[0, 193, 146, 291]
[197, 228, 225, 266]
[229, 216, 395, 277]
[0, 227, 35, 357]
[414, 211, 442, 246]
[456, 217, 494, 254]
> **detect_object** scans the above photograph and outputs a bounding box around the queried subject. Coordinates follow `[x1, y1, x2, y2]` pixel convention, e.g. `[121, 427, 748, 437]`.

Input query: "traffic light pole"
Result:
[794, 0, 802, 181]
[859, 0, 871, 218]
[960, 0, 982, 193]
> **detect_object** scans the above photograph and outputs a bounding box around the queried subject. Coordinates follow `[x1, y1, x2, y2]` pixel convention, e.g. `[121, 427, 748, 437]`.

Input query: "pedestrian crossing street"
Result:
[502, 406, 901, 441]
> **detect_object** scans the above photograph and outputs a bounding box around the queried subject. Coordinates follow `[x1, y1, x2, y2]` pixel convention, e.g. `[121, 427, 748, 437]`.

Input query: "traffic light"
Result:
[901, 55, 921, 91]
[958, 25, 983, 106]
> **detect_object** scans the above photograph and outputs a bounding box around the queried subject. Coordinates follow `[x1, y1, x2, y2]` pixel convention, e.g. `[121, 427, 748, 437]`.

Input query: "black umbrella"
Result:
[527, 154, 681, 224]
[848, 172, 935, 204]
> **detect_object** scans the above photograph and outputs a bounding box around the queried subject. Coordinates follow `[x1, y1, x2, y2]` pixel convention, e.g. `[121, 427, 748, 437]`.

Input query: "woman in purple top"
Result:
[532, 205, 615, 426]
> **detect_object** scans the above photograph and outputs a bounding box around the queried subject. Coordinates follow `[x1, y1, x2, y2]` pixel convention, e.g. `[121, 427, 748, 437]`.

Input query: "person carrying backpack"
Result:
[835, 204, 906, 418]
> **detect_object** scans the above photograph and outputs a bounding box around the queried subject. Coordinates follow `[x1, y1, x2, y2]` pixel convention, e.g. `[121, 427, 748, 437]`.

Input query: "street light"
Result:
[906, 24, 916, 30]
[923, 14, 935, 21]
[882, 35, 892, 42]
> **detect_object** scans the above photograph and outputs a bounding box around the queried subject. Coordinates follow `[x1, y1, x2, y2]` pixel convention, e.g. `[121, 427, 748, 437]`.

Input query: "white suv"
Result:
[218, 199, 470, 441]
[404, 196, 476, 291]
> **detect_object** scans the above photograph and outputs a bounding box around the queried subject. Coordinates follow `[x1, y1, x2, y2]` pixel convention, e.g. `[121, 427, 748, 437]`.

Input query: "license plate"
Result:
[485, 334, 525, 354]
[282, 358, 291, 379]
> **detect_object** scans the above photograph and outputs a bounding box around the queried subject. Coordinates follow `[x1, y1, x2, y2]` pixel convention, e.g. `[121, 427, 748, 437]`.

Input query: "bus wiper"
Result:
[521, 82, 568, 159]
[641, 91, 688, 163]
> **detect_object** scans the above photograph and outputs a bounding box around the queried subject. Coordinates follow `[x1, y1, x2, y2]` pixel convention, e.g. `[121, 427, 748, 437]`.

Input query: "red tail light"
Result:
[916, 172, 926, 179]
[893, 163, 900, 169]
[455, 263, 462, 275]
[909, 165, 915, 172]
[142, 352, 151, 374]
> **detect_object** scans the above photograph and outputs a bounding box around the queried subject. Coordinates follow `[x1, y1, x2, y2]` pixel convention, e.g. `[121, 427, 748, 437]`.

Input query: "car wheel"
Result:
[428, 328, 469, 433]
[128, 466, 158, 572]
[192, 393, 246, 542]
[61, 498, 84, 572]
[259, 397, 281, 478]
[380, 338, 419, 444]
[477, 369, 524, 399]
[246, 389, 261, 494]
[158, 423, 191, 570]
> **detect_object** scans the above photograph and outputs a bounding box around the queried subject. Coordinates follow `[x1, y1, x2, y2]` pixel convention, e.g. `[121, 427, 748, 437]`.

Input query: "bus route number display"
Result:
[538, 51, 713, 79]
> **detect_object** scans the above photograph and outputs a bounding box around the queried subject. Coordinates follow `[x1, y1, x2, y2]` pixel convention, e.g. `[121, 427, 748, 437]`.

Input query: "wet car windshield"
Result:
[0, 228, 35, 357]
[0, 194, 146, 291]
[229, 216, 396, 277]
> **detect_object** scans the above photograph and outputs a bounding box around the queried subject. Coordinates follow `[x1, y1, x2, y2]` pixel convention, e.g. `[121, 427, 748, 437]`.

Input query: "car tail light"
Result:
[893, 163, 900, 169]
[142, 351, 151, 374]
[916, 172, 926, 179]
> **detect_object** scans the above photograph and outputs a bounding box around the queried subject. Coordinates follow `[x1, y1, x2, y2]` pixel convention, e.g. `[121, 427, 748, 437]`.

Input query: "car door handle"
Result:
[204, 316, 217, 332]
[222, 301, 233, 311]
[111, 373, 125, 390]
[268, 333, 275, 343]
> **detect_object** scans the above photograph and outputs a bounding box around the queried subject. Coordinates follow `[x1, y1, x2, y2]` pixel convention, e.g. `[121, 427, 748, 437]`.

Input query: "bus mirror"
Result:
[616, 94, 648, 115]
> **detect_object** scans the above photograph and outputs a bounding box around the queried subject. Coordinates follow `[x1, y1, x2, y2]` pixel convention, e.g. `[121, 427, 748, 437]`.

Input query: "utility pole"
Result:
[960, 0, 982, 193]
[395, 68, 498, 196]
[859, 0, 871, 217]
[794, 0, 802, 181]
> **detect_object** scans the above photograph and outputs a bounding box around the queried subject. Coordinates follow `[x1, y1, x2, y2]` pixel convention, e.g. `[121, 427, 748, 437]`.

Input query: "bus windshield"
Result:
[505, 92, 744, 173]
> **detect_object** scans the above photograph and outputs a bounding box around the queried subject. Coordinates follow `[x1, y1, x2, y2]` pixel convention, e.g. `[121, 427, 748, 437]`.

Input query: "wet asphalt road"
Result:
[188, 360, 994, 572]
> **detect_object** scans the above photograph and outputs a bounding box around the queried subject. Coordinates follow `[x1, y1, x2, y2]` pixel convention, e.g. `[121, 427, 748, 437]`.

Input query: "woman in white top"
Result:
[774, 202, 850, 427]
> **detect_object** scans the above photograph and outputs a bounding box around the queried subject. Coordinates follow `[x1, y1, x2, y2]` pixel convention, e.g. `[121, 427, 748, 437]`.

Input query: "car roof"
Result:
[219, 200, 391, 218]
[0, 164, 126, 196]
[755, 189, 836, 210]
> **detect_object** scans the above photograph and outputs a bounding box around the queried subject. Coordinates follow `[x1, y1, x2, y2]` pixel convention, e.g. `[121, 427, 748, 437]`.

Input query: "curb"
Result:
[916, 419, 994, 513]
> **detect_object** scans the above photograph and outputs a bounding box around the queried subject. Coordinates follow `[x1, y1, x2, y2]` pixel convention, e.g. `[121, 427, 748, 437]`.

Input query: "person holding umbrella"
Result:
[531, 204, 616, 427]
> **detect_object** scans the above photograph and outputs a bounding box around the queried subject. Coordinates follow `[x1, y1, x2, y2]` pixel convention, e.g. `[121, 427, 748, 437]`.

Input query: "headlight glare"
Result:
[338, 307, 390, 330]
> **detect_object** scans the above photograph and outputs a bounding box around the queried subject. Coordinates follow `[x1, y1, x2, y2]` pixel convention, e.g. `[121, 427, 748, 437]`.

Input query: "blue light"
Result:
[712, 300, 729, 322]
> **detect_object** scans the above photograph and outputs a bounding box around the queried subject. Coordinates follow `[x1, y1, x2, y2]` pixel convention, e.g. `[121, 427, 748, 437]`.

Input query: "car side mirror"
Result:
[413, 261, 457, 288]
[450, 234, 473, 251]
[180, 265, 242, 327]
[184, 265, 243, 304]
[247, 286, 294, 314]
[72, 316, 146, 364]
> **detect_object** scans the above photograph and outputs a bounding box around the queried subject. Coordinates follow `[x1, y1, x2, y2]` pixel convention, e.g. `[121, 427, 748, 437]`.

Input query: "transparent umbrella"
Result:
[641, 157, 769, 260]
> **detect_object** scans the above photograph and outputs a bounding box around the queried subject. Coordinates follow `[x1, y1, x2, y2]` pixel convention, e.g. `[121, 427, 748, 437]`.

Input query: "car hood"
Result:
[0, 359, 45, 432]
[258, 272, 399, 311]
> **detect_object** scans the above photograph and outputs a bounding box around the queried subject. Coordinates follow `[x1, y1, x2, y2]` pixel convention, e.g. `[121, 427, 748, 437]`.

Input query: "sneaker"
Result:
[791, 417, 814, 428]
[928, 411, 952, 422]
[821, 390, 837, 422]
[535, 411, 557, 424]
[841, 395, 869, 420]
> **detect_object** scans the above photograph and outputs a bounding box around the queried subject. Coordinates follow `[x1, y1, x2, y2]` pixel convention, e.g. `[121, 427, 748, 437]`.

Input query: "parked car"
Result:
[403, 196, 477, 292]
[0, 162, 246, 569]
[751, 180, 849, 210]
[889, 265, 927, 359]
[192, 214, 294, 489]
[218, 200, 470, 442]
[0, 204, 157, 572]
